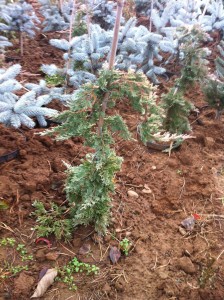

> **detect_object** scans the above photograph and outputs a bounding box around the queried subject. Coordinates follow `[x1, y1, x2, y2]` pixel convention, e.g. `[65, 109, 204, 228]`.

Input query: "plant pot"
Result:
[5, 56, 21, 63]
[146, 140, 181, 152]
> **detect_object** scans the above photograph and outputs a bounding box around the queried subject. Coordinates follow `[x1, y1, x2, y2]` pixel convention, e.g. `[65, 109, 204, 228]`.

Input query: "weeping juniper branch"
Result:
[202, 41, 224, 118]
[40, 0, 162, 234]
[162, 25, 209, 134]
[44, 68, 160, 233]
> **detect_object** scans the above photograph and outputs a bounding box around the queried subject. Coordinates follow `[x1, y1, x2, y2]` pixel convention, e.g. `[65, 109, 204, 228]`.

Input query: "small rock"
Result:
[45, 252, 60, 261]
[142, 188, 152, 194]
[19, 149, 27, 157]
[178, 226, 187, 236]
[125, 231, 132, 237]
[79, 244, 91, 255]
[127, 190, 139, 198]
[205, 137, 215, 148]
[157, 269, 169, 279]
[151, 166, 157, 170]
[177, 256, 196, 274]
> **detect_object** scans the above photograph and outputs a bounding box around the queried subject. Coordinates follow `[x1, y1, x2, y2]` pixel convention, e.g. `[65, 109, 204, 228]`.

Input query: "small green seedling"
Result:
[16, 244, 33, 261]
[0, 238, 16, 247]
[0, 238, 32, 280]
[119, 238, 131, 256]
[59, 257, 99, 290]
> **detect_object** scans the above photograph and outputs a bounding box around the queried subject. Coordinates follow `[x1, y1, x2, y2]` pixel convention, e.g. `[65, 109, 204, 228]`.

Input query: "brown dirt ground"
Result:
[1, 5, 224, 300]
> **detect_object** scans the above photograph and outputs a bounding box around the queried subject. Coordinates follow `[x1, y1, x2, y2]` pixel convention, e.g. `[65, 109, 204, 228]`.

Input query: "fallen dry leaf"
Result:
[38, 267, 48, 280]
[109, 246, 121, 264]
[31, 268, 57, 298]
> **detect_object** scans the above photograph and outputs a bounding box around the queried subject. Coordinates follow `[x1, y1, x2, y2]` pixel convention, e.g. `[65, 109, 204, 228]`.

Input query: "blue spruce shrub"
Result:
[0, 0, 40, 38]
[0, 65, 58, 128]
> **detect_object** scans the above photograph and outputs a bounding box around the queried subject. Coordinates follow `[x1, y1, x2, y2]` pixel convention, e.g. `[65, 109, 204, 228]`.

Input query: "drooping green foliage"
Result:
[201, 39, 224, 118]
[176, 26, 209, 91]
[162, 25, 209, 134]
[43, 69, 161, 233]
[72, 11, 87, 37]
[215, 40, 224, 80]
[46, 69, 160, 147]
[162, 89, 193, 134]
[202, 76, 224, 117]
[65, 148, 122, 233]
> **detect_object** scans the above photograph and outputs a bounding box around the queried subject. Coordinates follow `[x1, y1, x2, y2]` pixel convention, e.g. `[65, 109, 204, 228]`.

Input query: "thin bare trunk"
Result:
[108, 0, 125, 70]
[85, 0, 91, 36]
[20, 32, 24, 56]
[201, 0, 210, 18]
[66, 0, 76, 85]
[58, 0, 63, 14]
[149, 0, 154, 32]
[97, 0, 125, 136]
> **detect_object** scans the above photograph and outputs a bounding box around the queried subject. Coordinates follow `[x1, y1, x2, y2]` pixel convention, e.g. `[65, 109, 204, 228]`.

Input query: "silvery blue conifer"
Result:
[88, 0, 124, 30]
[38, 0, 73, 32]
[0, 0, 40, 38]
[0, 65, 58, 128]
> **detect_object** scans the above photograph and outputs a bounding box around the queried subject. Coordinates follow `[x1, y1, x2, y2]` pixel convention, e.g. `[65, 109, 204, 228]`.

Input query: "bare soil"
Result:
[0, 6, 224, 300]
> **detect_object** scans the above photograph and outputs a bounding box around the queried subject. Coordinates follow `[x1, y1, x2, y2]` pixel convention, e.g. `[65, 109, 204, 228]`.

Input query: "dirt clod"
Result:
[14, 272, 35, 295]
[177, 256, 197, 274]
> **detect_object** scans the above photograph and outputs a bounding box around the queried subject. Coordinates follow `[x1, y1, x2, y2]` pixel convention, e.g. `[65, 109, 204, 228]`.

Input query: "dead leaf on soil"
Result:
[38, 267, 48, 280]
[109, 246, 121, 264]
[31, 268, 57, 298]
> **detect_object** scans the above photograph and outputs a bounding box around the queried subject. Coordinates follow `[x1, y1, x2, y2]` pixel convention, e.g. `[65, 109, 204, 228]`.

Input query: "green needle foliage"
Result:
[72, 11, 87, 37]
[65, 147, 122, 233]
[162, 25, 209, 134]
[202, 76, 224, 118]
[202, 41, 224, 118]
[162, 88, 194, 134]
[44, 69, 160, 234]
[32, 200, 73, 241]
[177, 26, 209, 91]
[215, 40, 224, 80]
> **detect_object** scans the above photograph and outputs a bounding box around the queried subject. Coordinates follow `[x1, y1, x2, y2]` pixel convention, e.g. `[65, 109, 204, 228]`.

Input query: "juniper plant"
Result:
[43, 1, 161, 234]
[202, 41, 224, 118]
[162, 25, 209, 134]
